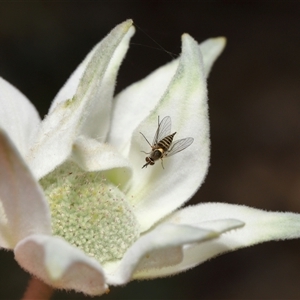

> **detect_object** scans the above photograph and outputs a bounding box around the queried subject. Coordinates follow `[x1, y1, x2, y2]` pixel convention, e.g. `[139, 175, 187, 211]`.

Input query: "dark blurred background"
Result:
[1, 1, 300, 299]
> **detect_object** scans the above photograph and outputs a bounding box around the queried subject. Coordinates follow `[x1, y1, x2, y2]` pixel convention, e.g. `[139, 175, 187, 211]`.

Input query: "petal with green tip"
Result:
[27, 20, 134, 180]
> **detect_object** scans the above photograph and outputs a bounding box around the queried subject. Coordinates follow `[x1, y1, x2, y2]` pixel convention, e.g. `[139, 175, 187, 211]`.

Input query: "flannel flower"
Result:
[1, 19, 300, 296]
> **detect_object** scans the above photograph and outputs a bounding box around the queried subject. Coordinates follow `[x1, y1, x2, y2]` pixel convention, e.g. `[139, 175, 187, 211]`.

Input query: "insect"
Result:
[140, 116, 194, 169]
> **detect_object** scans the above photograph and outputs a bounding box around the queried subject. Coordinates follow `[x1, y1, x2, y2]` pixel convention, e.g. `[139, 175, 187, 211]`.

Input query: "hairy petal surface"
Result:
[109, 37, 225, 156]
[109, 59, 178, 155]
[106, 219, 243, 285]
[26, 20, 134, 180]
[138, 203, 300, 278]
[80, 26, 135, 140]
[0, 130, 51, 249]
[128, 34, 209, 232]
[167, 203, 300, 243]
[0, 78, 40, 158]
[15, 234, 108, 296]
[50, 23, 134, 140]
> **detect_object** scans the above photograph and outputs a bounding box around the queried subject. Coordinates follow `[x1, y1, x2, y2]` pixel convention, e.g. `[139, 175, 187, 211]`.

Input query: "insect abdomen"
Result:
[157, 132, 176, 151]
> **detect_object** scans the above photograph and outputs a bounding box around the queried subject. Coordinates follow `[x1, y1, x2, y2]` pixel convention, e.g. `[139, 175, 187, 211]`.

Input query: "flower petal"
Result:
[106, 220, 242, 285]
[0, 130, 51, 249]
[200, 37, 226, 77]
[108, 37, 225, 155]
[0, 77, 40, 157]
[72, 136, 132, 188]
[109, 58, 178, 155]
[167, 202, 300, 243]
[15, 234, 108, 296]
[51, 23, 135, 141]
[128, 34, 209, 231]
[139, 203, 300, 278]
[26, 20, 134, 180]
[72, 136, 131, 172]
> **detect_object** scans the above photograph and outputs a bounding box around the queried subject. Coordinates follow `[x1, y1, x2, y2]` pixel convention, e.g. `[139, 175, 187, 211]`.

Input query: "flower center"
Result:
[40, 162, 140, 264]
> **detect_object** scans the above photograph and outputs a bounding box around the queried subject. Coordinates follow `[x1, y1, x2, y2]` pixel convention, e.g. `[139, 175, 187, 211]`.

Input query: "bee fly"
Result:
[140, 116, 194, 169]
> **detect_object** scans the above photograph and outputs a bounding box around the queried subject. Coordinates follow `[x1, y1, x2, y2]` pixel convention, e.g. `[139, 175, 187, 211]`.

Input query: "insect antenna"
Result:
[140, 132, 152, 147]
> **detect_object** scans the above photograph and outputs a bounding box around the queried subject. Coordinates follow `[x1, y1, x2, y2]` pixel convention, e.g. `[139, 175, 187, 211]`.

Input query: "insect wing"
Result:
[152, 116, 172, 145]
[166, 137, 194, 157]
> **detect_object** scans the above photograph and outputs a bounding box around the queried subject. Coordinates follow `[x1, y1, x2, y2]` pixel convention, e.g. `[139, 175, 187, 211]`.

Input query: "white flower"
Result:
[1, 19, 300, 296]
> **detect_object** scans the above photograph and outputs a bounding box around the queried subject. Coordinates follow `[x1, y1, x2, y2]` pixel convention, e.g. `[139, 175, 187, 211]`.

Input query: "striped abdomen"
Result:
[157, 132, 176, 151]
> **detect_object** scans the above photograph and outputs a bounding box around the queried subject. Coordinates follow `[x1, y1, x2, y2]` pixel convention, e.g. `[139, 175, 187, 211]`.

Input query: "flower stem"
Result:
[22, 276, 54, 300]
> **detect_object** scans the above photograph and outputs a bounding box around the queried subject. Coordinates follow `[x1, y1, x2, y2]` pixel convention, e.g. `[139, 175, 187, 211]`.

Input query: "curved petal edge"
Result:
[15, 234, 108, 296]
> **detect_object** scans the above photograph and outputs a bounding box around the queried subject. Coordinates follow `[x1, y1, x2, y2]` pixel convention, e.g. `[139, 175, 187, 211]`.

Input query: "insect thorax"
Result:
[150, 149, 164, 160]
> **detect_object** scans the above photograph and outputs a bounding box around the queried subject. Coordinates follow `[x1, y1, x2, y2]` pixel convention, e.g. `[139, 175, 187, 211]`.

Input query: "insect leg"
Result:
[140, 150, 151, 154]
[160, 158, 165, 169]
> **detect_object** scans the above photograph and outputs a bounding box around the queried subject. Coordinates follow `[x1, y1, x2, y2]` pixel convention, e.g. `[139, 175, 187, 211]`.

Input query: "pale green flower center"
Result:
[40, 162, 140, 264]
